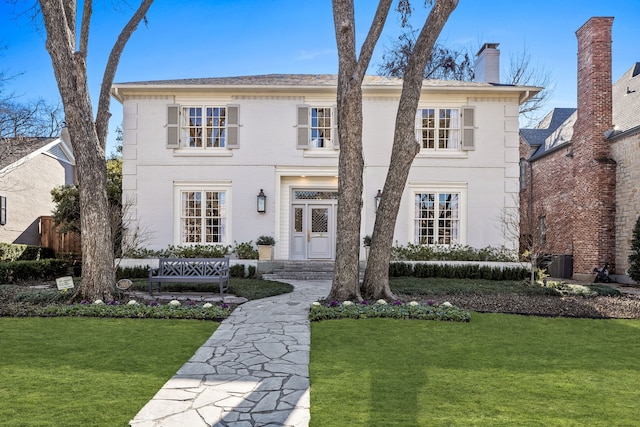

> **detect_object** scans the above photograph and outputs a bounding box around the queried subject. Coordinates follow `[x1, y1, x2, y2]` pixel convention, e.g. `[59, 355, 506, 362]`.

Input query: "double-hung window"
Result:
[167, 104, 239, 150]
[414, 192, 460, 245]
[310, 107, 332, 148]
[296, 105, 338, 150]
[183, 106, 227, 148]
[417, 108, 460, 150]
[180, 190, 227, 244]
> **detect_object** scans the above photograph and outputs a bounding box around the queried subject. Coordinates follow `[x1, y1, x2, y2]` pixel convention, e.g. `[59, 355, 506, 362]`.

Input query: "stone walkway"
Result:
[129, 280, 331, 427]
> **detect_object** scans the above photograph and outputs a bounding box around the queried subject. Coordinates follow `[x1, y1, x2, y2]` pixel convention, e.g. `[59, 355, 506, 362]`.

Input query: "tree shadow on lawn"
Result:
[312, 315, 640, 426]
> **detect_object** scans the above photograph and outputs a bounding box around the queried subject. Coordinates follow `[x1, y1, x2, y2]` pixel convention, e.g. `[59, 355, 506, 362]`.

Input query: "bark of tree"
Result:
[362, 0, 459, 301]
[327, 0, 393, 301]
[39, 0, 153, 301]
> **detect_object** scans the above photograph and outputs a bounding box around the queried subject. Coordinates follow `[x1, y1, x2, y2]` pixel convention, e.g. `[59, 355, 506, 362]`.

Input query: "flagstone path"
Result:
[129, 279, 330, 427]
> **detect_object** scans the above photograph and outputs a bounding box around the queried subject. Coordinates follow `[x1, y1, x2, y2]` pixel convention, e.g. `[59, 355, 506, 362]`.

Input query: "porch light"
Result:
[257, 189, 266, 213]
[375, 189, 382, 212]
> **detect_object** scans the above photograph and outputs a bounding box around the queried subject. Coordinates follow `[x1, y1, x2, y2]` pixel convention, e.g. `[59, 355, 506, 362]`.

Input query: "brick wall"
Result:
[519, 143, 575, 258]
[520, 17, 617, 278]
[572, 17, 616, 275]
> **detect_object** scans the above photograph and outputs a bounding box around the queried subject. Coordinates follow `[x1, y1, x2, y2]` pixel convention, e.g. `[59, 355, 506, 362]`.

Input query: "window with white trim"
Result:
[416, 108, 460, 150]
[311, 107, 332, 148]
[179, 190, 227, 243]
[296, 105, 337, 150]
[182, 106, 227, 148]
[414, 192, 460, 245]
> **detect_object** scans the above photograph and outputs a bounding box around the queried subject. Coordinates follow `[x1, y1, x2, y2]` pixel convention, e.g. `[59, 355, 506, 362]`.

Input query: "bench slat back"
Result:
[158, 258, 229, 277]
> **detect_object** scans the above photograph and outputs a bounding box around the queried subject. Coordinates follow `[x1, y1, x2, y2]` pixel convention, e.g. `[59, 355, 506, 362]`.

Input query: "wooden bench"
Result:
[148, 257, 230, 295]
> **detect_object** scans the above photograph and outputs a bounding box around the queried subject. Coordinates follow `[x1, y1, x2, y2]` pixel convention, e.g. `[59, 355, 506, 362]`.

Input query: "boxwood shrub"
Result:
[391, 262, 529, 281]
[0, 259, 68, 284]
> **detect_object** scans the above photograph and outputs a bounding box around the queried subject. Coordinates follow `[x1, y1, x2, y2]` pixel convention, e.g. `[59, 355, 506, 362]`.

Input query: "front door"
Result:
[290, 190, 337, 260]
[308, 205, 332, 259]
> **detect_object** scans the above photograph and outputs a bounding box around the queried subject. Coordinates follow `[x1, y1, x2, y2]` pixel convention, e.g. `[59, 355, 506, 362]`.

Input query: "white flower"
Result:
[127, 300, 138, 306]
[375, 299, 388, 305]
[93, 299, 104, 305]
[203, 303, 213, 308]
[442, 301, 452, 308]
[342, 301, 354, 306]
[311, 302, 321, 306]
[168, 300, 181, 307]
[408, 301, 419, 306]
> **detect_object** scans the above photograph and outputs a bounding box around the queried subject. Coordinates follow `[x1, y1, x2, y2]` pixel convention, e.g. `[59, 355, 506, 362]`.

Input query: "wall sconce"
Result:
[375, 189, 382, 212]
[257, 189, 266, 213]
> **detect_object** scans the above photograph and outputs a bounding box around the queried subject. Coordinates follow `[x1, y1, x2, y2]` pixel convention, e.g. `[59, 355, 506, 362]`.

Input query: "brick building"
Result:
[520, 17, 640, 283]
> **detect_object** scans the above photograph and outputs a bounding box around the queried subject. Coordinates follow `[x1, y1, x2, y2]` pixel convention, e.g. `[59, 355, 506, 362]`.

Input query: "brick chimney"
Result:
[474, 43, 500, 84]
[571, 17, 616, 278]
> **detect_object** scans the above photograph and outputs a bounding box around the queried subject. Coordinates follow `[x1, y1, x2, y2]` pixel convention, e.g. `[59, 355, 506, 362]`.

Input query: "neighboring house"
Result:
[111, 44, 540, 261]
[0, 130, 75, 245]
[520, 17, 640, 282]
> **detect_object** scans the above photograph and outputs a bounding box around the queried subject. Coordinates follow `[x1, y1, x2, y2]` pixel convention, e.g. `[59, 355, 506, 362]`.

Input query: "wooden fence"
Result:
[40, 216, 81, 255]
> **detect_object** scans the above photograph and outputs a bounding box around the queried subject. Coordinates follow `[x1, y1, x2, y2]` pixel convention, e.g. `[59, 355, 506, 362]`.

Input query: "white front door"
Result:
[308, 205, 332, 259]
[289, 190, 337, 260]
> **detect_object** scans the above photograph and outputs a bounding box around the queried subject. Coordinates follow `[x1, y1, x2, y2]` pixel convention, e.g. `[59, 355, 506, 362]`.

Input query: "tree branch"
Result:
[79, 0, 92, 56]
[354, 0, 393, 82]
[95, 0, 153, 147]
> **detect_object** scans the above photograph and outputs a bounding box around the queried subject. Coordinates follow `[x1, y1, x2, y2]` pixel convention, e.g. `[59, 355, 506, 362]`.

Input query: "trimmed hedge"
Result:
[0, 243, 55, 262]
[390, 262, 529, 281]
[0, 259, 68, 284]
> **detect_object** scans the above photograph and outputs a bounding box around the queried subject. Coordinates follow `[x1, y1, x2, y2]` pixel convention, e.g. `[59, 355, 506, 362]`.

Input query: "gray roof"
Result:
[115, 73, 505, 89]
[0, 137, 56, 170]
[521, 108, 577, 161]
[612, 63, 640, 133]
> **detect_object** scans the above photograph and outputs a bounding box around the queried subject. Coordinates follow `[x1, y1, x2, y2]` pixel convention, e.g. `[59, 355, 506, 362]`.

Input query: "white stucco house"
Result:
[0, 133, 75, 245]
[111, 44, 540, 261]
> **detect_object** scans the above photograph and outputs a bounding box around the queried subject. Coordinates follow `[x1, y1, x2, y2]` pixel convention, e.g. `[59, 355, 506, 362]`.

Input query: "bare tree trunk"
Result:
[39, 0, 153, 300]
[363, 0, 459, 300]
[328, 0, 392, 301]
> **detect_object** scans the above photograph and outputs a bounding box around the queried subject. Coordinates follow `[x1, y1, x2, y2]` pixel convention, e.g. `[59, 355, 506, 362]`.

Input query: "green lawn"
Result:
[310, 314, 640, 426]
[0, 317, 217, 427]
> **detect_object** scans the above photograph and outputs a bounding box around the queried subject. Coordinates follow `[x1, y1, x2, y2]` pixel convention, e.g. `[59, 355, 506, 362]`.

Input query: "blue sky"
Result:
[1, 0, 639, 155]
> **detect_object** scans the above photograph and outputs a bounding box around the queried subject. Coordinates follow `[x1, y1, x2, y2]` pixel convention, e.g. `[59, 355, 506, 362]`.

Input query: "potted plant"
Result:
[256, 235, 276, 261]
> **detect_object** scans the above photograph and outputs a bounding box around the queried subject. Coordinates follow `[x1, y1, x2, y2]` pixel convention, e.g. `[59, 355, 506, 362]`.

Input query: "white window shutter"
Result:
[166, 104, 180, 148]
[226, 104, 240, 149]
[296, 105, 310, 149]
[461, 107, 475, 151]
[332, 105, 339, 149]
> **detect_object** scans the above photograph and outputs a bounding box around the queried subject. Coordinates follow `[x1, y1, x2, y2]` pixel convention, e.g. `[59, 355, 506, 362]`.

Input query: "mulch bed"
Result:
[406, 292, 640, 319]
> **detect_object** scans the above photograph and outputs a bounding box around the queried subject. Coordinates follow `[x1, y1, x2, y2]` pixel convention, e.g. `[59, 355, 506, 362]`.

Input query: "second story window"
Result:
[311, 107, 332, 148]
[417, 108, 460, 150]
[296, 105, 338, 151]
[183, 107, 226, 148]
[166, 104, 239, 150]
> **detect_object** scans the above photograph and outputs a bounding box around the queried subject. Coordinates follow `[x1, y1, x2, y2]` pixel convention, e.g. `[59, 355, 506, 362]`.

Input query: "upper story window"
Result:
[183, 107, 226, 148]
[417, 108, 460, 150]
[311, 107, 332, 148]
[166, 104, 239, 150]
[416, 107, 475, 152]
[297, 105, 338, 151]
